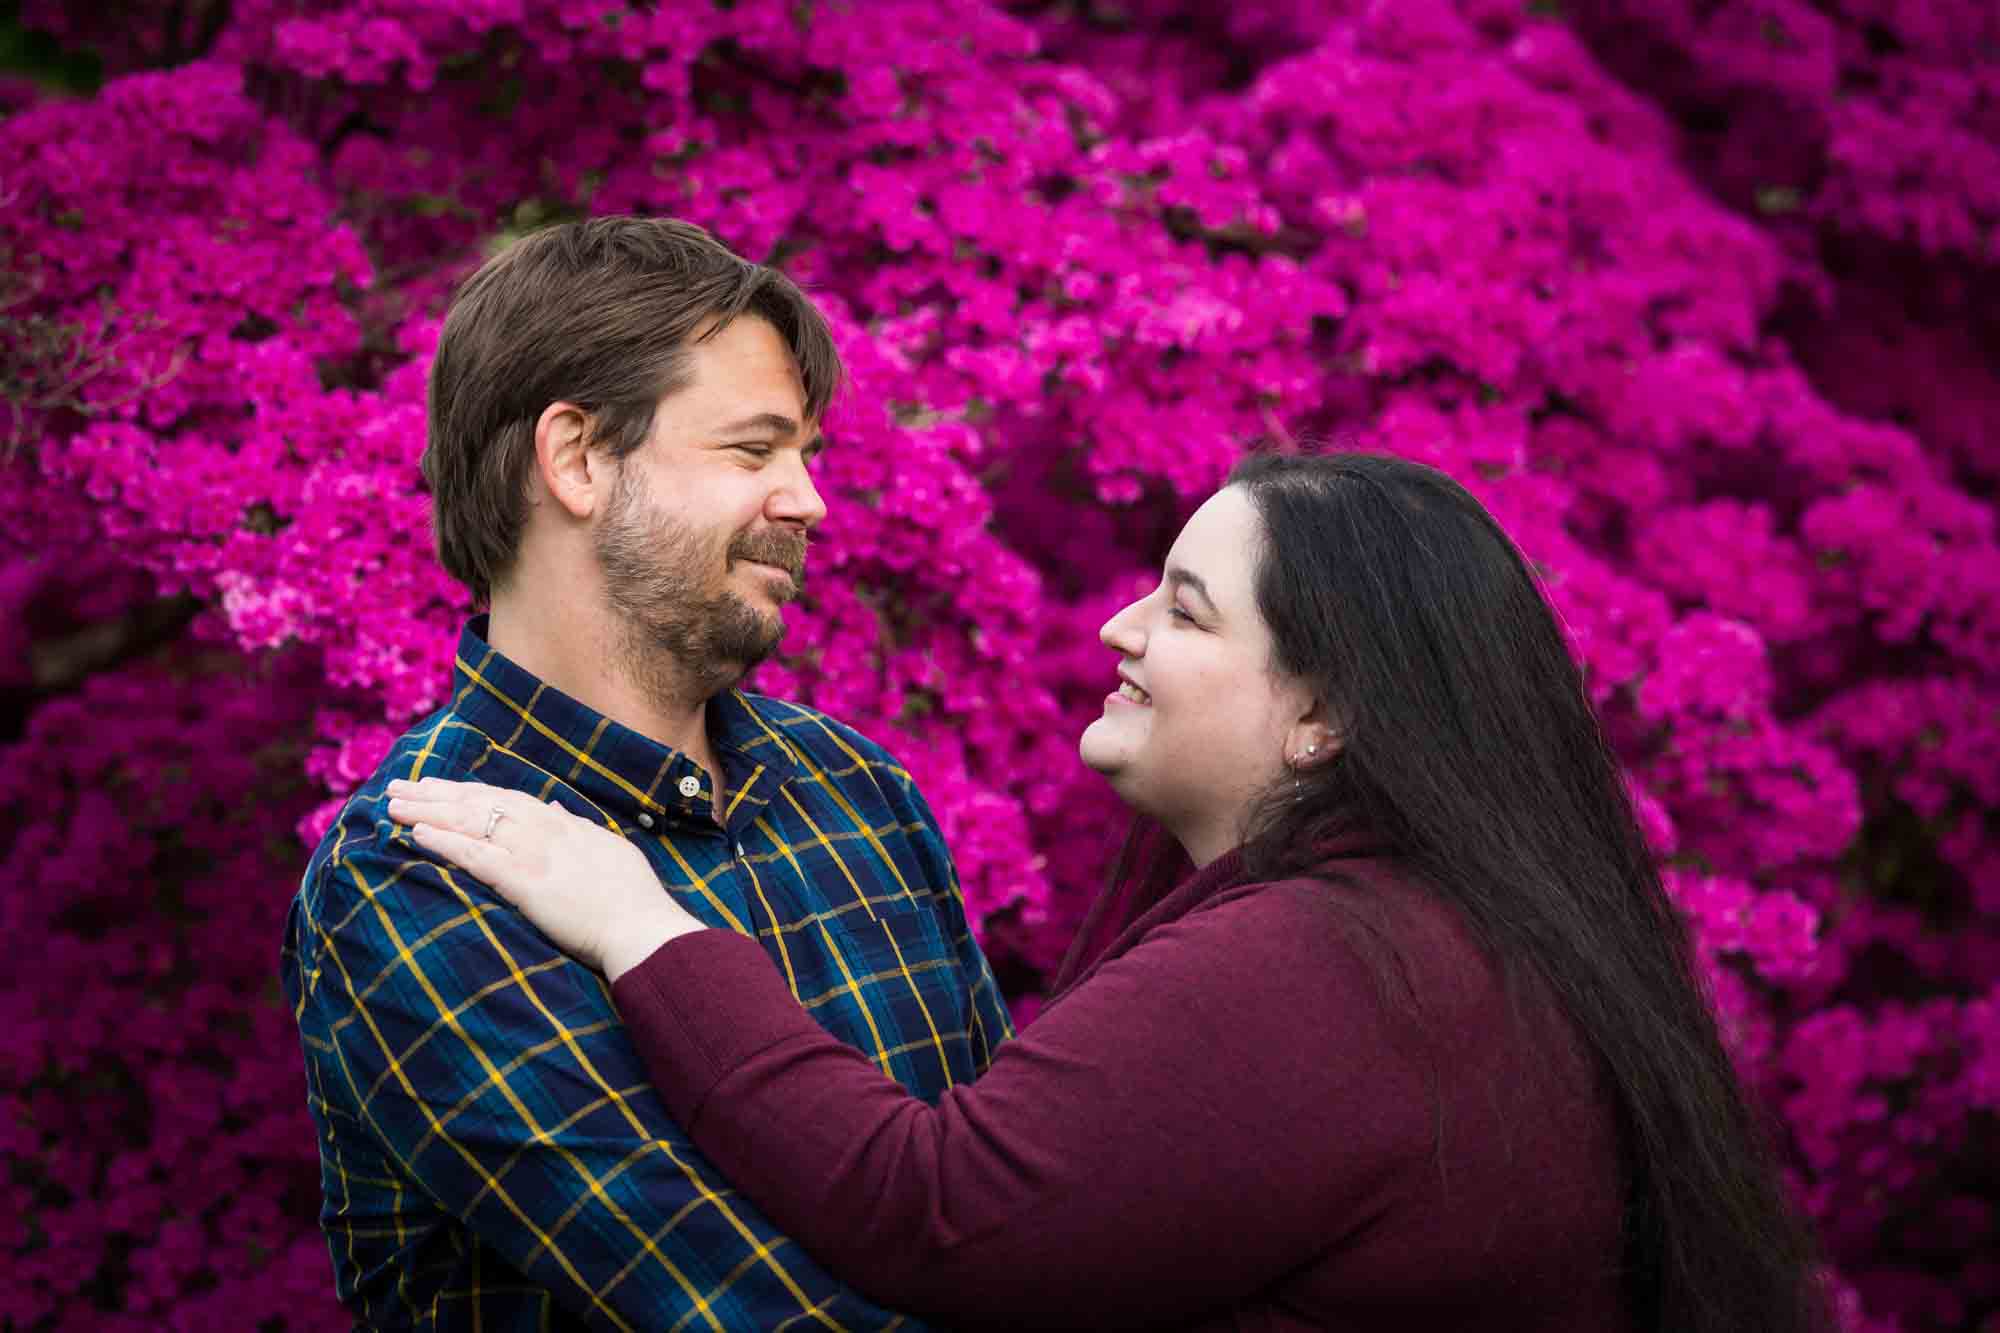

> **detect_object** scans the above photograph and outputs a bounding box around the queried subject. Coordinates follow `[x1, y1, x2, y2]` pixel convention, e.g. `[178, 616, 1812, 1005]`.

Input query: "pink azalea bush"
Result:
[2, 1, 1994, 1327]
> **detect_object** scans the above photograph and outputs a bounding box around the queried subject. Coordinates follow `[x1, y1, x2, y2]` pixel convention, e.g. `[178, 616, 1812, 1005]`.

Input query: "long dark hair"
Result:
[1224, 452, 1824, 1333]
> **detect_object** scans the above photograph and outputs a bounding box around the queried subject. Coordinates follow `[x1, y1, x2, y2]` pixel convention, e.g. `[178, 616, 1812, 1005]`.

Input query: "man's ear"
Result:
[534, 401, 601, 520]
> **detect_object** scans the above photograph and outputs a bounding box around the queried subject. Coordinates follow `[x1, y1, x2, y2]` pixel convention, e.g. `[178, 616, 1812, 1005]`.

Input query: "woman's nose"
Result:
[1099, 598, 1145, 655]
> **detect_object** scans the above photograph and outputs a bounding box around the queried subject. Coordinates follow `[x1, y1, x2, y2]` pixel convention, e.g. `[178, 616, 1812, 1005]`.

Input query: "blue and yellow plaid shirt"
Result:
[282, 617, 1012, 1331]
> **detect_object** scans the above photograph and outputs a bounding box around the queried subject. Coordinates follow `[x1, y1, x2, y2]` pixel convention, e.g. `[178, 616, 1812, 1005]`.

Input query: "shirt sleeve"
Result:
[612, 884, 1438, 1330]
[294, 830, 922, 1333]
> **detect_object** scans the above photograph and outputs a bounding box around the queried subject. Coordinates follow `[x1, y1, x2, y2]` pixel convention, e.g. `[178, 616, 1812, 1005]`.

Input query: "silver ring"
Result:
[482, 806, 504, 840]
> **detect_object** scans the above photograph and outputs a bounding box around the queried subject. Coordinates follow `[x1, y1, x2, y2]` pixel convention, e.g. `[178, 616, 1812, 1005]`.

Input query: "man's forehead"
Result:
[680, 317, 810, 418]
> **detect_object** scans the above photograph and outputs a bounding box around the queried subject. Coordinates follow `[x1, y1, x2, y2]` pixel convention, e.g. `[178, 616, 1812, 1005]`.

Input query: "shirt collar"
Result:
[447, 616, 801, 832]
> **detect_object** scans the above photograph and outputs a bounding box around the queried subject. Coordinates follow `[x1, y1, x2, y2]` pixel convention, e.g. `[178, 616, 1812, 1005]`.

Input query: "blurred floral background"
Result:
[1, 1, 1995, 1327]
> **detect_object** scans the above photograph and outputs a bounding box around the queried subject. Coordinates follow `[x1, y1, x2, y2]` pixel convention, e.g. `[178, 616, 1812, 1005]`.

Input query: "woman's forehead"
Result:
[1167, 487, 1261, 605]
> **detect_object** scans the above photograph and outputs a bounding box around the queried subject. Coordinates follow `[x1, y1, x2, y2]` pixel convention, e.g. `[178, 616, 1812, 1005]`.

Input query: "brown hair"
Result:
[422, 215, 841, 602]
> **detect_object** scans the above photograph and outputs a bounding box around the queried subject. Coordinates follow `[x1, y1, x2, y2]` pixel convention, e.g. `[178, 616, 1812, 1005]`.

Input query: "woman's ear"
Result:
[1284, 700, 1340, 771]
[533, 401, 600, 520]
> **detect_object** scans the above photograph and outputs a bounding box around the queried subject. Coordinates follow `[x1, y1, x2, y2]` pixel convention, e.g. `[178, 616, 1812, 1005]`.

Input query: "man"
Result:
[282, 217, 1012, 1331]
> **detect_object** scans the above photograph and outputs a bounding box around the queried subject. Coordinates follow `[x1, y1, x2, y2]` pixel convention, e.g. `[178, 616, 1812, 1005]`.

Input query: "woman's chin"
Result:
[1076, 720, 1124, 776]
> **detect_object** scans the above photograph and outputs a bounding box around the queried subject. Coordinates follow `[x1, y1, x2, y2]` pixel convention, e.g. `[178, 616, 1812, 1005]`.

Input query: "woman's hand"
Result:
[384, 777, 710, 981]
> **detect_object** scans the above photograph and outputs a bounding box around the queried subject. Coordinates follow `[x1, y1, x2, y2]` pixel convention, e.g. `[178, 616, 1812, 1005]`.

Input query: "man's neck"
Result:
[485, 599, 724, 795]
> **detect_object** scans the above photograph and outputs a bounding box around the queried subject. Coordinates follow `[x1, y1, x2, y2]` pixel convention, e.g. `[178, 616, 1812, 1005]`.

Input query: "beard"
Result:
[593, 462, 807, 706]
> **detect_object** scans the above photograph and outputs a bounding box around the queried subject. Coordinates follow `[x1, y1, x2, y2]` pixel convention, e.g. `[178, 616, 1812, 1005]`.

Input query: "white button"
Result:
[636, 812, 655, 829]
[678, 776, 701, 798]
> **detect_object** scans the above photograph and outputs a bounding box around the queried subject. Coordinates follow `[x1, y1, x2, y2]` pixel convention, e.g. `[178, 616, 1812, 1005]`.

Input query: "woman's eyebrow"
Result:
[1164, 566, 1219, 614]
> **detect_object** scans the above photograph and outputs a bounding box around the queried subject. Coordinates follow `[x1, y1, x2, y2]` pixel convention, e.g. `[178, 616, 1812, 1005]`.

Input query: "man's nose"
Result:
[766, 454, 827, 530]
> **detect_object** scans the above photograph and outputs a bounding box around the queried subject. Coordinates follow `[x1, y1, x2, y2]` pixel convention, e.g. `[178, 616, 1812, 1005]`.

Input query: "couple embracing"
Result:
[283, 217, 1823, 1332]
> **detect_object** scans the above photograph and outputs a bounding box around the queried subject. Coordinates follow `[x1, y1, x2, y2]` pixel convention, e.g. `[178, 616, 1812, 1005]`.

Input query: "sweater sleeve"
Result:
[611, 884, 1441, 1330]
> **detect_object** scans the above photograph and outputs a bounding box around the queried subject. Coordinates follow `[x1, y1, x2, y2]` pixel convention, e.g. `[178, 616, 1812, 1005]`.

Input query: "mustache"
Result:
[728, 530, 809, 584]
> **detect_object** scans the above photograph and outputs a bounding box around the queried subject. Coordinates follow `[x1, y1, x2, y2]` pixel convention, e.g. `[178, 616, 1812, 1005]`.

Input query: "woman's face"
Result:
[1078, 485, 1326, 866]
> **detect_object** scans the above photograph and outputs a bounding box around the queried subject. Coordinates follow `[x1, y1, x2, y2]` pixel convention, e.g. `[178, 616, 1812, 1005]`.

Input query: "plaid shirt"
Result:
[282, 617, 1012, 1331]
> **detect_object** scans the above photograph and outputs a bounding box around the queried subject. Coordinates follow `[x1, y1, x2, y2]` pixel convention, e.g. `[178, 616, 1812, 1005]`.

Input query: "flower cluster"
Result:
[4, 1, 1995, 1328]
[0, 645, 340, 1330]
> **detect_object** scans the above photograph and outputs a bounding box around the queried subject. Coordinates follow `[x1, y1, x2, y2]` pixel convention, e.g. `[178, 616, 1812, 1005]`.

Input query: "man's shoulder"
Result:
[298, 707, 498, 908]
[736, 692, 915, 789]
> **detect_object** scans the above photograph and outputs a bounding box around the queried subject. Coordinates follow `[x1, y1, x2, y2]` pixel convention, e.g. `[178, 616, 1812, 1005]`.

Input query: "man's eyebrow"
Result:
[715, 412, 803, 437]
[1165, 566, 1218, 613]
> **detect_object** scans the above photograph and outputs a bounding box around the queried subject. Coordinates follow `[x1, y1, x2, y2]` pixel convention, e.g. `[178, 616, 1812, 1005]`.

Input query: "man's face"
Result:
[593, 315, 826, 699]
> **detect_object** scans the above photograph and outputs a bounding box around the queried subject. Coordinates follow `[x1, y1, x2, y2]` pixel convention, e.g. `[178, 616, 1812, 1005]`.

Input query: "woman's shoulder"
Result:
[1183, 860, 1507, 1020]
[1195, 857, 1459, 944]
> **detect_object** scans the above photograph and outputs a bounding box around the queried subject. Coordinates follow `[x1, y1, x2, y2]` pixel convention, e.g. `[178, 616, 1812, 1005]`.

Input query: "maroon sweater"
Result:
[612, 849, 1632, 1331]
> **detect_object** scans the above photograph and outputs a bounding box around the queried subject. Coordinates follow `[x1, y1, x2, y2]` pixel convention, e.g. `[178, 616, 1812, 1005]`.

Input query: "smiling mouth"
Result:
[1115, 680, 1152, 705]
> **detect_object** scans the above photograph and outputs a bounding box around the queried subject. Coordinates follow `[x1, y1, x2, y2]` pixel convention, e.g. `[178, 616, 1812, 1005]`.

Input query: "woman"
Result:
[387, 453, 1823, 1331]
